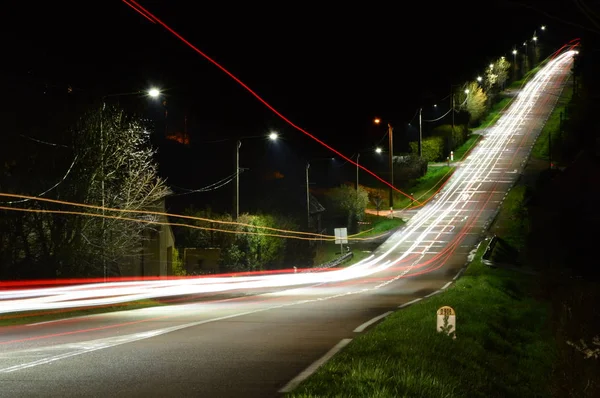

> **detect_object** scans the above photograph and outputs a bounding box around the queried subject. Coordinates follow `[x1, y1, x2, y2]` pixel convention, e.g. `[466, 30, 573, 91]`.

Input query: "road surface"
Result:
[0, 50, 575, 397]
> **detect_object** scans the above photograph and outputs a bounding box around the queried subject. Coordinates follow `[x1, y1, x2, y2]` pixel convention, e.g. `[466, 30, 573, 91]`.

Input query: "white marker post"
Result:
[437, 306, 456, 339]
[450, 151, 454, 161]
[334, 227, 348, 256]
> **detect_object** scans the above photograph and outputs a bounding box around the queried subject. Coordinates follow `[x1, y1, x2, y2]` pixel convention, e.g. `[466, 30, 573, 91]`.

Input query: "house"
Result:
[119, 199, 175, 277]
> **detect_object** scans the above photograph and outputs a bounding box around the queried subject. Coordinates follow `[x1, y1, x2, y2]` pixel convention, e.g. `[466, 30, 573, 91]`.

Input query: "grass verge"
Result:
[313, 214, 404, 266]
[531, 83, 573, 160]
[0, 299, 166, 327]
[288, 240, 556, 398]
[452, 133, 482, 161]
[392, 166, 454, 209]
[475, 97, 513, 130]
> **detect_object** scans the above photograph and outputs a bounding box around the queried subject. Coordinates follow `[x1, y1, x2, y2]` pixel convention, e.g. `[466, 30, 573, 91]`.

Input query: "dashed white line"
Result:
[353, 311, 393, 333]
[441, 281, 453, 290]
[453, 268, 465, 280]
[279, 338, 353, 393]
[398, 298, 422, 309]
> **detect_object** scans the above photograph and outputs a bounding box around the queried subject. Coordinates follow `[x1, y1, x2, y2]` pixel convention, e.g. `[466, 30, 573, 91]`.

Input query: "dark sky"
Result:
[3, 1, 585, 210]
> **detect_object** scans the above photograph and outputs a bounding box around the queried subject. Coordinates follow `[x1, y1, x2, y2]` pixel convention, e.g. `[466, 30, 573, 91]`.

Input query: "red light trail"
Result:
[121, 0, 420, 204]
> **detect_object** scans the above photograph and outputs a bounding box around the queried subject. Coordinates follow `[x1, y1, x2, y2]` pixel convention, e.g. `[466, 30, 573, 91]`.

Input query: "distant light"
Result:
[523, 42, 527, 46]
[574, 50, 579, 54]
[268, 132, 279, 140]
[489, 63, 494, 69]
[541, 25, 546, 30]
[464, 89, 469, 94]
[532, 36, 537, 41]
[373, 118, 381, 125]
[375, 147, 382, 154]
[512, 49, 517, 55]
[148, 88, 160, 98]
[433, 104, 437, 107]
[476, 76, 482, 82]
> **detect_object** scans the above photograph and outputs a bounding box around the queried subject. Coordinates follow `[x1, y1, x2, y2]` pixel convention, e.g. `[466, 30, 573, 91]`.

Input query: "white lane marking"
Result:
[398, 298, 421, 309]
[424, 290, 442, 298]
[27, 319, 67, 327]
[453, 268, 465, 280]
[441, 281, 452, 290]
[353, 311, 393, 333]
[279, 338, 353, 393]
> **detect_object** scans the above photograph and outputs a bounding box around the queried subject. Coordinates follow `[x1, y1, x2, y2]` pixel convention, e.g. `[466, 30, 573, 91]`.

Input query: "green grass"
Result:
[288, 242, 556, 398]
[0, 299, 166, 327]
[452, 133, 482, 161]
[392, 166, 454, 209]
[356, 214, 404, 238]
[531, 84, 573, 160]
[474, 97, 513, 130]
[509, 64, 543, 89]
[313, 215, 405, 266]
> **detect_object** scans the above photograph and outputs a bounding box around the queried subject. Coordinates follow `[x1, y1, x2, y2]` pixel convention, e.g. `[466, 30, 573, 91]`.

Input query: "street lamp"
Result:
[148, 88, 160, 98]
[100, 87, 161, 281]
[375, 147, 382, 154]
[235, 132, 278, 220]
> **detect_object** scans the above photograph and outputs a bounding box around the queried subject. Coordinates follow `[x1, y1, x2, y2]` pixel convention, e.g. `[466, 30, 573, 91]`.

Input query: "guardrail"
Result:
[482, 235, 498, 268]
[305, 251, 354, 272]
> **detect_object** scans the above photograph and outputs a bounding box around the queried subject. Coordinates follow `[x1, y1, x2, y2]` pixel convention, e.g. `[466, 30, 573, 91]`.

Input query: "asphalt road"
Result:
[0, 51, 575, 397]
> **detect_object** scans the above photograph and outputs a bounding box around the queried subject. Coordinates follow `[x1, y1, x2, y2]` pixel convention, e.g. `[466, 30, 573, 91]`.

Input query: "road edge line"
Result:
[278, 338, 353, 393]
[353, 311, 393, 333]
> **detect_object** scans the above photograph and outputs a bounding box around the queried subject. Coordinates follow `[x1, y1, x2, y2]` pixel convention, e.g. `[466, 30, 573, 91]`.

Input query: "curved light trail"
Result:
[0, 50, 575, 316]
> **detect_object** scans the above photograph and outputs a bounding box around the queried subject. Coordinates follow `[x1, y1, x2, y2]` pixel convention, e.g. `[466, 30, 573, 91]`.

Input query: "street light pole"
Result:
[356, 153, 360, 192]
[235, 139, 241, 220]
[418, 107, 423, 158]
[306, 162, 310, 228]
[100, 100, 106, 282]
[388, 123, 394, 213]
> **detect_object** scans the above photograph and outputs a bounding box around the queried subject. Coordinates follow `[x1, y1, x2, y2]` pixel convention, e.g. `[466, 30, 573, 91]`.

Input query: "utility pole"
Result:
[306, 162, 310, 228]
[356, 153, 360, 192]
[388, 123, 394, 213]
[100, 101, 106, 282]
[451, 88, 455, 153]
[418, 107, 423, 158]
[235, 140, 241, 220]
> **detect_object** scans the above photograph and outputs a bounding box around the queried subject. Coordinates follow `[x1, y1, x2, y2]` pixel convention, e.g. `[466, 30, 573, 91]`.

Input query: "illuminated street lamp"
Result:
[375, 147, 382, 154]
[476, 76, 482, 83]
[148, 88, 161, 98]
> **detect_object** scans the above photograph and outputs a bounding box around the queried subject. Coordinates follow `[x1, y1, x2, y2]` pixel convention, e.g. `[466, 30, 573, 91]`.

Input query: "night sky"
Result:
[4, 1, 581, 211]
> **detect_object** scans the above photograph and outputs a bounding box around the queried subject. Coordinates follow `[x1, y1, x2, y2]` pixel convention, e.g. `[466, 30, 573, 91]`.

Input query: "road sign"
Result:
[334, 228, 348, 244]
[437, 306, 456, 339]
[334, 228, 348, 255]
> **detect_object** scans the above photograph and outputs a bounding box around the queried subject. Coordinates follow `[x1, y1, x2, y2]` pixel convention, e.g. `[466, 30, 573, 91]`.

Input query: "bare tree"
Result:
[68, 105, 171, 276]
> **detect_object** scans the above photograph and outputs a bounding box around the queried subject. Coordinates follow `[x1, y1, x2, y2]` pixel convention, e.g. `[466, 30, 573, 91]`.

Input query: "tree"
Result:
[175, 209, 302, 273]
[323, 185, 369, 233]
[365, 187, 385, 215]
[456, 81, 488, 124]
[430, 124, 469, 153]
[409, 136, 445, 162]
[61, 105, 171, 276]
[486, 57, 511, 91]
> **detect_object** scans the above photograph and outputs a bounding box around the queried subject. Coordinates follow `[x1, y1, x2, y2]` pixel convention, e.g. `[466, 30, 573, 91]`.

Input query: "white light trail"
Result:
[0, 51, 575, 315]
